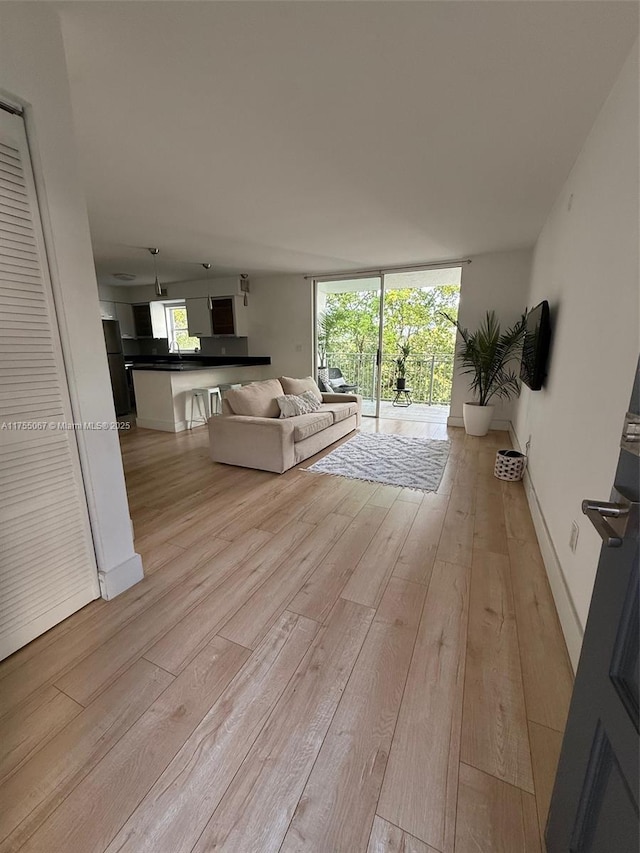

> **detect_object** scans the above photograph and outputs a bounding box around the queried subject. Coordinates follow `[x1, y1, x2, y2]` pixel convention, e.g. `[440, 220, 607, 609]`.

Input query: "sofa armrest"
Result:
[208, 414, 295, 473]
[321, 393, 361, 405]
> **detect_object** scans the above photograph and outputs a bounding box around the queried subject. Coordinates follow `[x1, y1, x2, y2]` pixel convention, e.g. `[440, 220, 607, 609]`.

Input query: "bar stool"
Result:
[188, 386, 222, 429]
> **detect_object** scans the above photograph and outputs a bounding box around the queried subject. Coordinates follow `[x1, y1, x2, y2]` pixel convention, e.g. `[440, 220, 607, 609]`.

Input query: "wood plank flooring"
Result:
[0, 416, 574, 852]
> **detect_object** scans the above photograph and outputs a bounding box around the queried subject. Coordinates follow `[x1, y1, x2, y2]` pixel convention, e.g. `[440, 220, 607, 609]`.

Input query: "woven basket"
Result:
[494, 449, 526, 481]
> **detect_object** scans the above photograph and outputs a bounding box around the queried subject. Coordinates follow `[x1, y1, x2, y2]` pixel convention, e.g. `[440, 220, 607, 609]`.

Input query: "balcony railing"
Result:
[323, 352, 455, 405]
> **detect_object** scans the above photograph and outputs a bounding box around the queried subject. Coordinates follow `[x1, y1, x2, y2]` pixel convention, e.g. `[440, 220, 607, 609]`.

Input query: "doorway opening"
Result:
[315, 267, 461, 422]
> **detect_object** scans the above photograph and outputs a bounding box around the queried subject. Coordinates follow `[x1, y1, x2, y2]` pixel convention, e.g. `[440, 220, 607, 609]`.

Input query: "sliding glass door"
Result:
[315, 266, 461, 420]
[316, 276, 383, 417]
[380, 268, 461, 416]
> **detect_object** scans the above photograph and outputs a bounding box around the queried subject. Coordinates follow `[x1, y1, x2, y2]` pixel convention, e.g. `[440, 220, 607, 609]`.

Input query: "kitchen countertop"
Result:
[129, 357, 272, 431]
[126, 355, 271, 372]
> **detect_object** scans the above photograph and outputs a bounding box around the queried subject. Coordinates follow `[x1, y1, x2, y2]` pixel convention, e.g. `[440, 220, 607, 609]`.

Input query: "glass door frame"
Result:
[313, 260, 466, 419]
[313, 273, 386, 418]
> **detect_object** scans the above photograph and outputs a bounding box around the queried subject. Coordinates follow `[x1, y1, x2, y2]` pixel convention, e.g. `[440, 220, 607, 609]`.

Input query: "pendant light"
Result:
[240, 273, 250, 307]
[148, 247, 162, 297]
[203, 263, 213, 308]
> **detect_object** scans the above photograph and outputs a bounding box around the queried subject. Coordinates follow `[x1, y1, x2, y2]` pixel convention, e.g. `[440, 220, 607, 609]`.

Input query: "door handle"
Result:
[581, 500, 630, 548]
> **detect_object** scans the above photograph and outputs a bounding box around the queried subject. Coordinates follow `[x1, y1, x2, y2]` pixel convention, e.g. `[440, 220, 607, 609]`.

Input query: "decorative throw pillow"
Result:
[299, 390, 321, 411]
[279, 376, 323, 403]
[277, 392, 320, 418]
[225, 378, 284, 418]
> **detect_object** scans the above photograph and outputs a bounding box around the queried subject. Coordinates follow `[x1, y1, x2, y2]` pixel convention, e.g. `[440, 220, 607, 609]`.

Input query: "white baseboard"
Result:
[98, 552, 144, 599]
[509, 424, 583, 671]
[135, 418, 190, 432]
[447, 415, 511, 431]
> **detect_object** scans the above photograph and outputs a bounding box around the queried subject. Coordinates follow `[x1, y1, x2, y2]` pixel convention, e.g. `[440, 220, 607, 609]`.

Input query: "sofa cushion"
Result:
[291, 411, 334, 442]
[320, 401, 359, 424]
[279, 376, 323, 403]
[225, 378, 284, 418]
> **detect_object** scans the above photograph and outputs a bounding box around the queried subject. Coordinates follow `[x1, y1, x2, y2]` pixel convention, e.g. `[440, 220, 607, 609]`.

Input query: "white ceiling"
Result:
[57, 1, 638, 287]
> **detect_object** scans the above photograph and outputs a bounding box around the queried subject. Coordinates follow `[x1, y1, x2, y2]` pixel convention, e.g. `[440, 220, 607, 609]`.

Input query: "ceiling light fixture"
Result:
[203, 263, 213, 308]
[112, 272, 136, 282]
[148, 247, 162, 296]
[240, 273, 250, 306]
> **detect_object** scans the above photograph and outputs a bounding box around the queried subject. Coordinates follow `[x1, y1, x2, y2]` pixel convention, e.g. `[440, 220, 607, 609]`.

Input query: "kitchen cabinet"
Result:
[99, 300, 117, 320]
[187, 295, 249, 338]
[186, 297, 213, 338]
[132, 303, 153, 337]
[132, 302, 168, 338]
[115, 302, 136, 339]
[211, 296, 249, 337]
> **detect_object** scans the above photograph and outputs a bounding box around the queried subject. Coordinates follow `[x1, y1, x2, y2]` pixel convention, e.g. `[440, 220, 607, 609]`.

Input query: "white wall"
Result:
[0, 4, 142, 597]
[512, 42, 639, 668]
[97, 283, 119, 302]
[248, 275, 314, 379]
[448, 250, 532, 429]
[241, 260, 533, 405]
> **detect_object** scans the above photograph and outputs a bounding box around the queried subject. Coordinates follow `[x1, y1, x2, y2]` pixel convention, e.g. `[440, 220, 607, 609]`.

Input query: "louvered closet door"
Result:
[0, 108, 99, 661]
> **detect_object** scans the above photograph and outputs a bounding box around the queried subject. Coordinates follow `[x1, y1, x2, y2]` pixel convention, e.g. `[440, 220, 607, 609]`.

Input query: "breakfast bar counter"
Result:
[130, 356, 272, 431]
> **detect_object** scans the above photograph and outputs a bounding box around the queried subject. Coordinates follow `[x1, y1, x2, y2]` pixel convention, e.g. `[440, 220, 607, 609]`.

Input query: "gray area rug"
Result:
[305, 432, 450, 492]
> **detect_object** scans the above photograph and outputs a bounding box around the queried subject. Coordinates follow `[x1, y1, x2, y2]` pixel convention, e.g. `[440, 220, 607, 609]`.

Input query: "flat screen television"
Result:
[520, 300, 551, 390]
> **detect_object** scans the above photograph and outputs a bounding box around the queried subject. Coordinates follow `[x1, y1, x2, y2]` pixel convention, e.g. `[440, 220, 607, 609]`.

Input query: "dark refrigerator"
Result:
[102, 320, 130, 416]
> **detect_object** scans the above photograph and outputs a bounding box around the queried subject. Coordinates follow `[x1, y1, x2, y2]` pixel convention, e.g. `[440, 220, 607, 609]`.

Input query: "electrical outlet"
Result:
[221, 346, 226, 355]
[569, 521, 580, 553]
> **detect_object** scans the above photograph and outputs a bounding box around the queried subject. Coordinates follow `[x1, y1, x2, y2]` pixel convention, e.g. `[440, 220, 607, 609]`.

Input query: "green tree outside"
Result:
[168, 306, 200, 352]
[319, 285, 459, 403]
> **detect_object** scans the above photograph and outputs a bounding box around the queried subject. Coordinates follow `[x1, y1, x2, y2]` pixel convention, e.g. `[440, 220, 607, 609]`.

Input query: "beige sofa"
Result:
[208, 377, 361, 473]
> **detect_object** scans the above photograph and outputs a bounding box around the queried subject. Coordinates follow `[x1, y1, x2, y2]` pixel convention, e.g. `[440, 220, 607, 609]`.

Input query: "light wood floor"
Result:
[0, 417, 574, 853]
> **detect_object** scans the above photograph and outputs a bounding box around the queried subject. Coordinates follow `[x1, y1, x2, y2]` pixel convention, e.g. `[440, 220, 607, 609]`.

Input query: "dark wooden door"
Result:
[546, 360, 639, 851]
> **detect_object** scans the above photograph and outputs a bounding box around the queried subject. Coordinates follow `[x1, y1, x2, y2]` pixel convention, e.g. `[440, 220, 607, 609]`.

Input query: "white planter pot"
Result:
[463, 402, 494, 436]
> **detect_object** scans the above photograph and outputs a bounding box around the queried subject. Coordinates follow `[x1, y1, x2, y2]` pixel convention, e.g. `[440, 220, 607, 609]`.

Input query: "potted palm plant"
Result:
[395, 342, 410, 390]
[442, 310, 527, 436]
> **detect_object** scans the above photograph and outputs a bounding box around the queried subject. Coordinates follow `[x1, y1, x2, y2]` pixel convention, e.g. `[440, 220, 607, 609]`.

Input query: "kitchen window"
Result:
[165, 304, 200, 352]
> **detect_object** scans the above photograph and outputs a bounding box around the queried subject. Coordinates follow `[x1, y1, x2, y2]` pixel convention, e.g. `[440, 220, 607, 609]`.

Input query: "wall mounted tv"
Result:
[520, 300, 551, 391]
